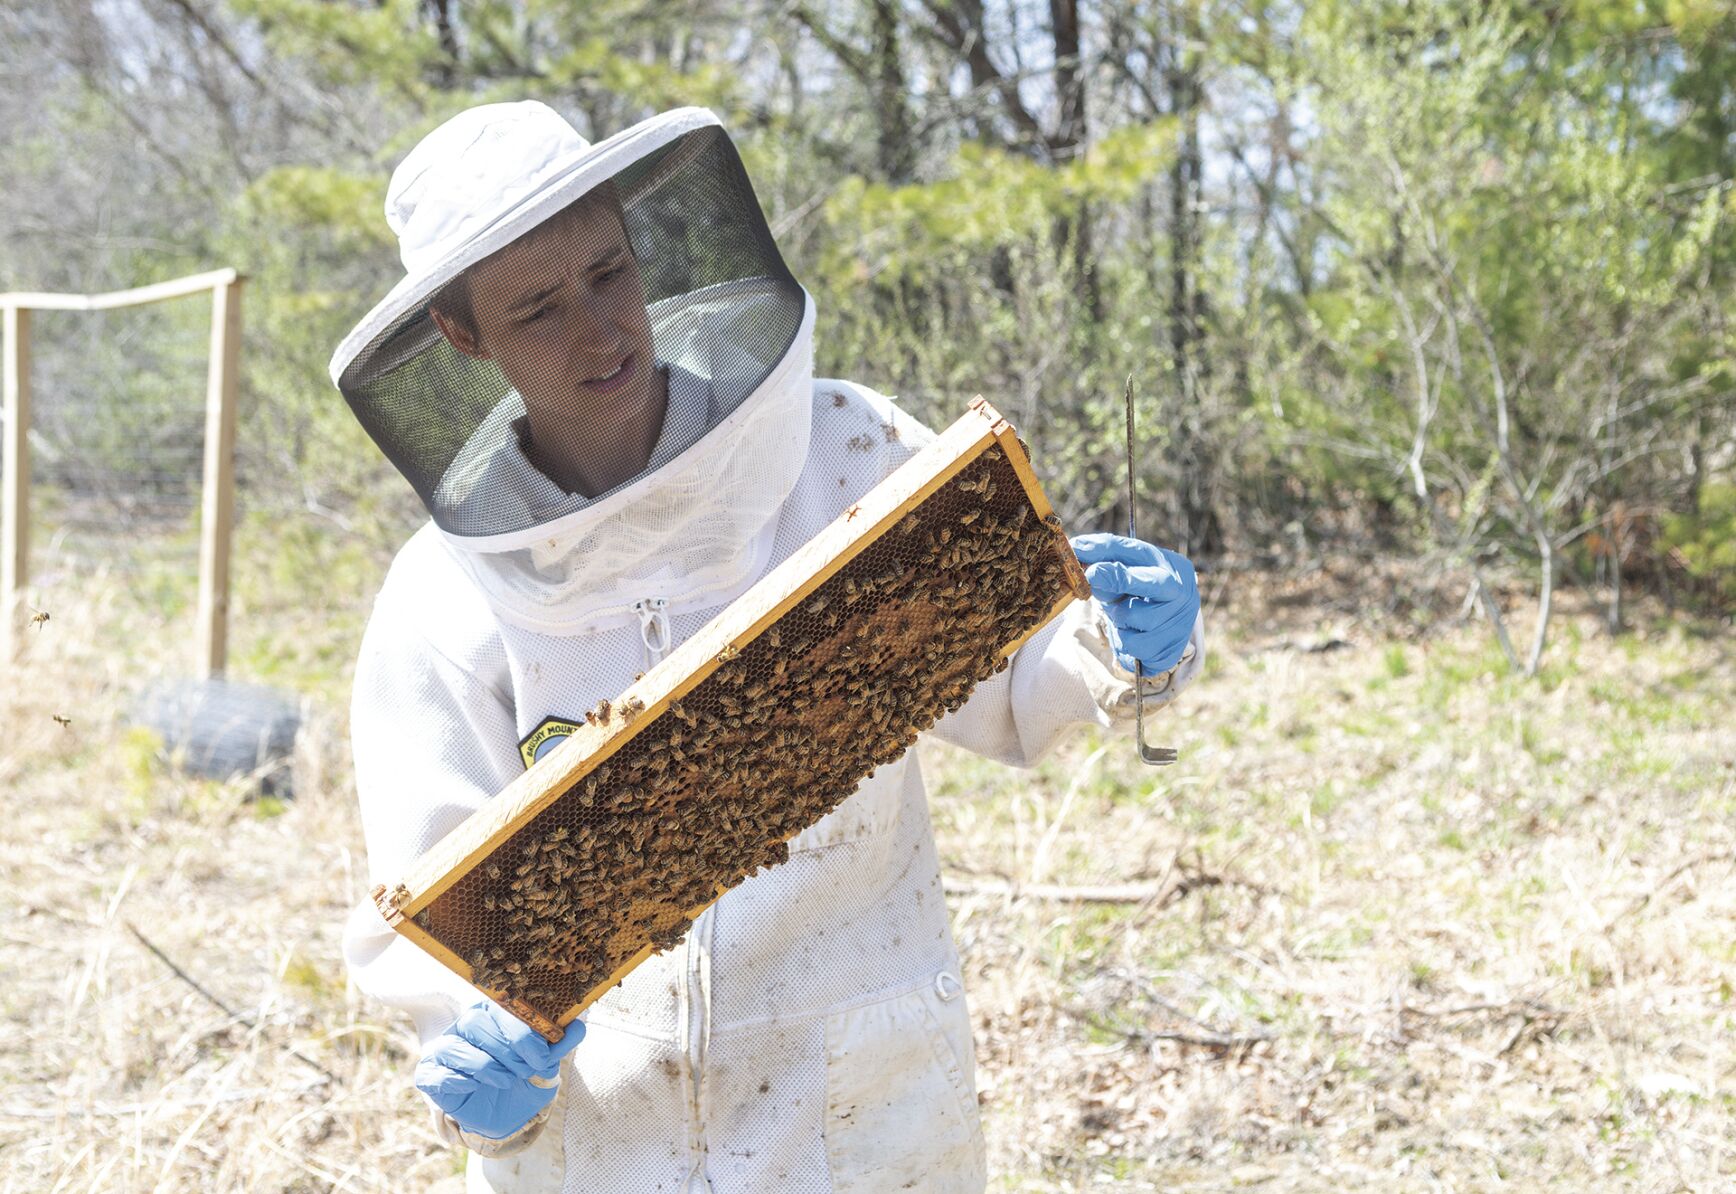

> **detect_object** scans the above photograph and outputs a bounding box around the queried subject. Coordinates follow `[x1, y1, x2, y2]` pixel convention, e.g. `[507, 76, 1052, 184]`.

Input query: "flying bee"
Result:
[52, 714, 71, 729]
[28, 608, 49, 630]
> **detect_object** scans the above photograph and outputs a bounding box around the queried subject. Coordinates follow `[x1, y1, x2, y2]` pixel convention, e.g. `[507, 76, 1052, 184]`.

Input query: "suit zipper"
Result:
[634, 597, 713, 1191]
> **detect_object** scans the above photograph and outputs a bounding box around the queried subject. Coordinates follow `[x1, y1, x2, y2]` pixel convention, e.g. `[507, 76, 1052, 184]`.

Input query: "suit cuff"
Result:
[431, 1101, 552, 1157]
[1079, 602, 1205, 720]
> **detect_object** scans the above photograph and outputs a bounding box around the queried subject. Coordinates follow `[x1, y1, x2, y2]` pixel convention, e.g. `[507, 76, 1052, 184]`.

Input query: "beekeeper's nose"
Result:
[562, 282, 629, 363]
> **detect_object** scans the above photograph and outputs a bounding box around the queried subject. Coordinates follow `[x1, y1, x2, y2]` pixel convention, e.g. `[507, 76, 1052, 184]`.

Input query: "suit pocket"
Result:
[823, 972, 986, 1193]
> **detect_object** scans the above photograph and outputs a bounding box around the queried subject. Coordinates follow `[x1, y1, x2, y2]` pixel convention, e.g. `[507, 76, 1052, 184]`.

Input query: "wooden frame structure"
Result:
[374, 397, 1089, 1038]
[0, 268, 242, 673]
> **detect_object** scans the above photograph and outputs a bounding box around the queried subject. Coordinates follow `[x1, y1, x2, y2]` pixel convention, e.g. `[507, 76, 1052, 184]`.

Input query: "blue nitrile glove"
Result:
[415, 1001, 586, 1140]
[1071, 533, 1200, 675]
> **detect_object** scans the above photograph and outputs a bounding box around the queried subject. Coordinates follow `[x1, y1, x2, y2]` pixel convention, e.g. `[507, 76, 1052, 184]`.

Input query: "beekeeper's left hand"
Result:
[1071, 533, 1199, 674]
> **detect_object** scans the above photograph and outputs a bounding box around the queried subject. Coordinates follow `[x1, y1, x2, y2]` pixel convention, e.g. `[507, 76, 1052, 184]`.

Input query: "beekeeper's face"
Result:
[430, 187, 667, 497]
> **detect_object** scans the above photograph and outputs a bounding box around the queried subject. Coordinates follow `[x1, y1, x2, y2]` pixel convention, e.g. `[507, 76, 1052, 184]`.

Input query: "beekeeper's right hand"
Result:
[415, 1000, 586, 1139]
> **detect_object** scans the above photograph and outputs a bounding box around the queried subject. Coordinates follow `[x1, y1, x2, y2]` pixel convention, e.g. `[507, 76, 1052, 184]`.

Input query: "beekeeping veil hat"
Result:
[330, 102, 814, 630]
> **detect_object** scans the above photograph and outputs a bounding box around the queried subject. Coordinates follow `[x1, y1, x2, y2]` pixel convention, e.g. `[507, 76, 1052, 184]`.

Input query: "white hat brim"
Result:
[328, 106, 723, 388]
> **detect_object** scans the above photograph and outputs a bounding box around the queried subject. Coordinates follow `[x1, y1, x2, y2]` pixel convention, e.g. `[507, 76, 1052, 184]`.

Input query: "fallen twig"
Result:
[943, 863, 1269, 907]
[125, 921, 338, 1085]
[1062, 1002, 1274, 1053]
[943, 877, 1184, 903]
[1605, 850, 1736, 928]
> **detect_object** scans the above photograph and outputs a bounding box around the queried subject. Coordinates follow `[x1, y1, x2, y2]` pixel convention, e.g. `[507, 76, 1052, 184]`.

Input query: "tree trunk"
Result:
[422, 0, 460, 86]
[1047, 0, 1099, 317]
[869, 0, 915, 183]
[1166, 16, 1218, 556]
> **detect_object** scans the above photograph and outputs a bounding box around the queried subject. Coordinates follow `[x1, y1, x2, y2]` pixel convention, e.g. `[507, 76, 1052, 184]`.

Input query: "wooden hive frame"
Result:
[372, 396, 1088, 1039]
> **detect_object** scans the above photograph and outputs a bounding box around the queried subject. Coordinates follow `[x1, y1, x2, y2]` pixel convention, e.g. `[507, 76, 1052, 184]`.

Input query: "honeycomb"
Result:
[375, 405, 1086, 1039]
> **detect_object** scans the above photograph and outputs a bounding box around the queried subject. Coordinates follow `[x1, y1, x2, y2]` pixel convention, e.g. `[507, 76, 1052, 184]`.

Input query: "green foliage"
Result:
[546, 37, 739, 113]
[240, 167, 391, 254]
[120, 726, 166, 802]
[822, 121, 1176, 276]
[1662, 482, 1736, 597]
[1382, 644, 1411, 680]
[226, 0, 440, 92]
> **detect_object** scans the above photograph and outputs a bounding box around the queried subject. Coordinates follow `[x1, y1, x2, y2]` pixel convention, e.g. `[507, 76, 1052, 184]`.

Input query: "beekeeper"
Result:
[334, 101, 1205, 1193]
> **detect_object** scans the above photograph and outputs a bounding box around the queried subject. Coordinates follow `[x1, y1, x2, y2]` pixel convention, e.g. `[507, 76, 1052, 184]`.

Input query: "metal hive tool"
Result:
[371, 397, 1090, 1040]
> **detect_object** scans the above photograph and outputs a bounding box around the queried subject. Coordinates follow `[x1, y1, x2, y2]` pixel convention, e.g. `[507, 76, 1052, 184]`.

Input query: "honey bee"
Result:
[51, 714, 71, 729]
[28, 608, 49, 630]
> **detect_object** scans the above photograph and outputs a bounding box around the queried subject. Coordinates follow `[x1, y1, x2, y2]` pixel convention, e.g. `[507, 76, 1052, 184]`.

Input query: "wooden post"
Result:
[2, 305, 29, 665]
[195, 278, 241, 678]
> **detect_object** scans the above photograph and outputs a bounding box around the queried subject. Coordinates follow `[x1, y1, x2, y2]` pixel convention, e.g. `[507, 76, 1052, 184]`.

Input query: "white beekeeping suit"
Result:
[331, 101, 1204, 1194]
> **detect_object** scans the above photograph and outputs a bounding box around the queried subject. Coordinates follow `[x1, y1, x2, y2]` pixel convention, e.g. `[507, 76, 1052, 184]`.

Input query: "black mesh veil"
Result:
[334, 123, 806, 542]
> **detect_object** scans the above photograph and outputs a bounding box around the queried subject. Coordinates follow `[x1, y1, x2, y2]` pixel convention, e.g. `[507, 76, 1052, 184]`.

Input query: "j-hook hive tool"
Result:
[1125, 374, 1179, 766]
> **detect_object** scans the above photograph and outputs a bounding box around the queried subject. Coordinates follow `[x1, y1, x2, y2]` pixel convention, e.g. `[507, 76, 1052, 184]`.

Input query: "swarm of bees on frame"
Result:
[417, 446, 1080, 1022]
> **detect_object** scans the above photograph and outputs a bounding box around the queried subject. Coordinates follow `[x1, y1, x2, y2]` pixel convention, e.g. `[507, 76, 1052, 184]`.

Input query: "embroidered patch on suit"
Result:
[519, 716, 583, 768]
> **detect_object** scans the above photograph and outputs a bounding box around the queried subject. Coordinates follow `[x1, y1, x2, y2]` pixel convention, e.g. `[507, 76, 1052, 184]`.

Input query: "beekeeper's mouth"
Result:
[582, 352, 636, 393]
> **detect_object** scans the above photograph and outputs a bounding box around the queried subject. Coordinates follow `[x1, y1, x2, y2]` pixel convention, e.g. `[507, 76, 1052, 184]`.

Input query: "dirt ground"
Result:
[0, 550, 1730, 1192]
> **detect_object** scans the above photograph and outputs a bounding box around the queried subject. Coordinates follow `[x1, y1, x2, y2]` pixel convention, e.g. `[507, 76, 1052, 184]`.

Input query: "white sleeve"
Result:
[342, 609, 522, 1049]
[928, 599, 1206, 768]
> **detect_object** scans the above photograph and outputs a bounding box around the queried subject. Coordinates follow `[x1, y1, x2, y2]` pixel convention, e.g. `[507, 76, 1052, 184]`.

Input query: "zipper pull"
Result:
[633, 596, 672, 663]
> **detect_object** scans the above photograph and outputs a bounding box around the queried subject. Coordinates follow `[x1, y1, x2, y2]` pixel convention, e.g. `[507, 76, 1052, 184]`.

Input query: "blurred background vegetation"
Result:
[1, 0, 1732, 670]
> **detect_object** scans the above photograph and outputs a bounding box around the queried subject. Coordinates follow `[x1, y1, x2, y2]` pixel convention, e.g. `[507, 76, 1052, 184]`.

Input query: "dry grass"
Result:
[1, 548, 1730, 1192]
